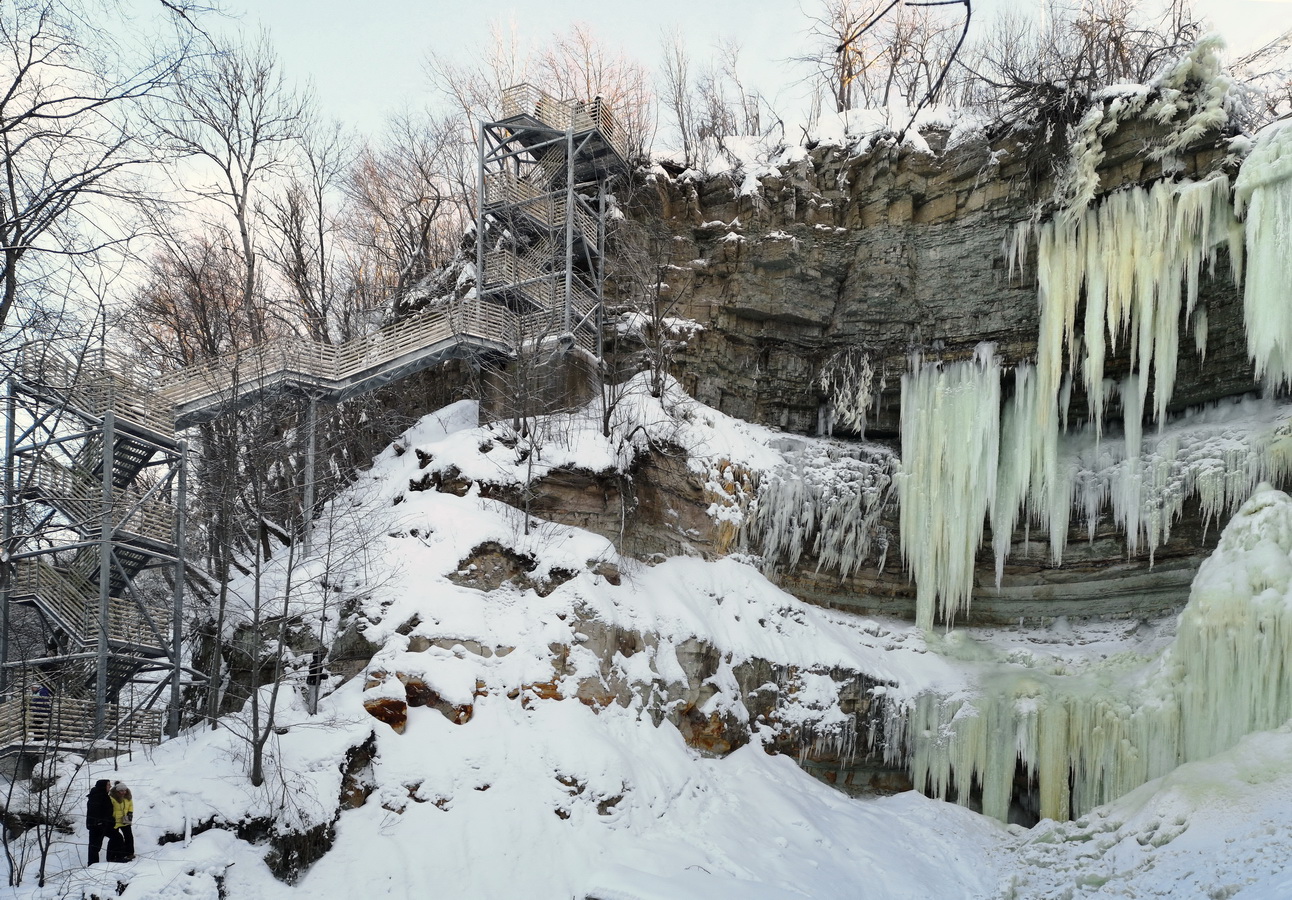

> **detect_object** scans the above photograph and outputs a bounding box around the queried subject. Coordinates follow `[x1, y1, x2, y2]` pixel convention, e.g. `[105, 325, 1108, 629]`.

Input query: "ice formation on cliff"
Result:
[899, 484, 1292, 823]
[1013, 174, 1239, 435]
[817, 347, 876, 436]
[746, 440, 894, 578]
[897, 345, 1001, 629]
[1236, 119, 1292, 388]
[1058, 35, 1236, 215]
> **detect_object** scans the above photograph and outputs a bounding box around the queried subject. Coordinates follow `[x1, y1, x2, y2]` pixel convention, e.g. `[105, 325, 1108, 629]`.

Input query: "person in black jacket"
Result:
[85, 779, 113, 865]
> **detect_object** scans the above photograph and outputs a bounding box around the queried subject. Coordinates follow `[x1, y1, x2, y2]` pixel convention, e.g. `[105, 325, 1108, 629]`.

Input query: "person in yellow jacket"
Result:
[106, 782, 134, 862]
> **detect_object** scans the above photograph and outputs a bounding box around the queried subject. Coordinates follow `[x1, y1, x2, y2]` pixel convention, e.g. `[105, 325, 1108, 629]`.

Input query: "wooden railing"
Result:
[159, 301, 517, 414]
[500, 83, 630, 162]
[552, 195, 599, 247]
[19, 456, 176, 543]
[484, 170, 547, 209]
[16, 345, 174, 437]
[530, 149, 565, 186]
[13, 559, 168, 649]
[0, 695, 163, 748]
[485, 239, 560, 288]
[483, 174, 597, 248]
[13, 559, 89, 638]
[0, 700, 23, 749]
[17, 274, 595, 436]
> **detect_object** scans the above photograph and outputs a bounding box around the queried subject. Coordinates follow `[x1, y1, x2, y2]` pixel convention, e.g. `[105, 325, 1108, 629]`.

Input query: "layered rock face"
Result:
[601, 115, 1264, 625]
[647, 121, 1241, 434]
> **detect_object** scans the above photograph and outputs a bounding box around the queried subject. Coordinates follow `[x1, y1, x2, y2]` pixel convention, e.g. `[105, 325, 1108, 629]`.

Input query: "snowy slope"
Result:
[9, 388, 1292, 899]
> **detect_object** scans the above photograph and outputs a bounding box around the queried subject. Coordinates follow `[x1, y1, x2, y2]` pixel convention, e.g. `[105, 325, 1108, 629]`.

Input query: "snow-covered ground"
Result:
[8, 386, 1292, 899]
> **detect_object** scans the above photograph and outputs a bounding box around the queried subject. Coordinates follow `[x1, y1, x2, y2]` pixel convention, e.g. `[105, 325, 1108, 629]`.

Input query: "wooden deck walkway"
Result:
[161, 301, 517, 428]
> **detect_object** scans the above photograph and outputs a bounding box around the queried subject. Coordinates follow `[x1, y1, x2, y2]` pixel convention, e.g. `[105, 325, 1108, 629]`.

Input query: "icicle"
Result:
[898, 347, 1001, 629]
[991, 365, 1036, 585]
[746, 443, 894, 578]
[1236, 121, 1292, 389]
[1014, 175, 1238, 571]
[1033, 176, 1234, 433]
[818, 348, 875, 436]
[1119, 375, 1145, 555]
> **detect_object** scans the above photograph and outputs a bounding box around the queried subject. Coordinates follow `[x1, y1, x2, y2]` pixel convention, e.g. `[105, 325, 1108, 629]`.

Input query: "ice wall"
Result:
[899, 484, 1292, 822]
[796, 69, 1292, 635]
[983, 165, 1262, 576]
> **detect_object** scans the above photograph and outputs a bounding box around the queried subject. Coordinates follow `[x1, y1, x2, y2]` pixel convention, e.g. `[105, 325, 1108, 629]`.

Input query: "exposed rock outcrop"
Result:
[644, 119, 1242, 436]
[359, 598, 908, 796]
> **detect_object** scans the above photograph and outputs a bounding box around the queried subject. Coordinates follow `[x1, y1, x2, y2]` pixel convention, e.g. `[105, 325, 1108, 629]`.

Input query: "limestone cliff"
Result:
[591, 111, 1264, 625]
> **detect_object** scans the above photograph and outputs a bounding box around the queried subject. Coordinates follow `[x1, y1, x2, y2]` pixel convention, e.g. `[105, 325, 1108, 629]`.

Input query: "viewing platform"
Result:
[497, 83, 630, 181]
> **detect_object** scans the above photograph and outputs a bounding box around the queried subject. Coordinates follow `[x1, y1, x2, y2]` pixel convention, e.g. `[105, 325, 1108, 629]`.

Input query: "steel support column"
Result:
[0, 377, 15, 696]
[95, 410, 115, 736]
[564, 123, 576, 334]
[167, 439, 187, 738]
[301, 396, 317, 558]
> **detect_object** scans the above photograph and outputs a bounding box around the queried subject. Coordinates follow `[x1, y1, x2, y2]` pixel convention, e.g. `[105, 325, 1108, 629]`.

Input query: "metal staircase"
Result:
[477, 83, 630, 360]
[0, 86, 631, 756]
[1, 346, 185, 752]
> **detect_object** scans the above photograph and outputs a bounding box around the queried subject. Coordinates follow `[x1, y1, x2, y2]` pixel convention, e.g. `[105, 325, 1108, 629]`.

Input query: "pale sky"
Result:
[228, 0, 1292, 139]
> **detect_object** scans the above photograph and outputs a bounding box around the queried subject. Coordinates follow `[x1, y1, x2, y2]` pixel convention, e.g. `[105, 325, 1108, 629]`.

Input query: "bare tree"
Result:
[1232, 27, 1292, 126]
[264, 120, 353, 343]
[344, 111, 466, 303]
[798, 0, 970, 118]
[125, 230, 250, 367]
[965, 0, 1202, 126]
[425, 19, 530, 125]
[152, 30, 307, 343]
[1, 751, 85, 887]
[531, 23, 655, 157]
[0, 0, 199, 339]
[659, 29, 697, 167]
[659, 33, 780, 171]
[600, 216, 695, 437]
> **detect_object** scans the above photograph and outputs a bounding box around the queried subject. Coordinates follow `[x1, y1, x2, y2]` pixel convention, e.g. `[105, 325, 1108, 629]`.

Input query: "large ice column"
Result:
[1170, 484, 1292, 761]
[906, 483, 1292, 822]
[898, 346, 1001, 630]
[1236, 121, 1292, 389]
[992, 363, 1075, 572]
